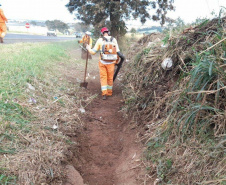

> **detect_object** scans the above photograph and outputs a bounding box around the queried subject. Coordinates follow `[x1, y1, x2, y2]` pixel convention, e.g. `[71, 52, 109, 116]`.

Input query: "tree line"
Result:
[66, 0, 174, 37]
[45, 20, 69, 33]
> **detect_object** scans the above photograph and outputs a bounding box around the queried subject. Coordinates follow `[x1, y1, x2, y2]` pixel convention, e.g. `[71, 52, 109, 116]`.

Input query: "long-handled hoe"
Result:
[80, 46, 89, 88]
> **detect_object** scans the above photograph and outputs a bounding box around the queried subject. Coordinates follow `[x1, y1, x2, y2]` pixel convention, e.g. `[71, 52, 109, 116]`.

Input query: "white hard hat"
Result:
[85, 31, 91, 35]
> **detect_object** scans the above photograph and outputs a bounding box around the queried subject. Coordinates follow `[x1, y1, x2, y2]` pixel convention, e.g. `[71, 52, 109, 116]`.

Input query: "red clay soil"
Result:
[64, 74, 146, 184]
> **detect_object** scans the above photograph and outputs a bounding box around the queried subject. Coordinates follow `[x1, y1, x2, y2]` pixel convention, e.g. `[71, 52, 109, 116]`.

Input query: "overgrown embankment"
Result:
[123, 17, 225, 184]
[0, 41, 84, 184]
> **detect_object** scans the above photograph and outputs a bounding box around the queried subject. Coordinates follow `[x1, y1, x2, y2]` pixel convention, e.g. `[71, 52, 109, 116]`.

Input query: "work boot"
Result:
[0, 37, 3, 43]
[102, 95, 107, 100]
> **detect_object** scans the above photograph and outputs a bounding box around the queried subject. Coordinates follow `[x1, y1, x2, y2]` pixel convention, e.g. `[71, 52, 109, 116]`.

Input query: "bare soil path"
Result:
[64, 51, 146, 185]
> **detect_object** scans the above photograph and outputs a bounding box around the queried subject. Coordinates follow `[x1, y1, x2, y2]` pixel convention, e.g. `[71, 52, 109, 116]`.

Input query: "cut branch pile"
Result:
[123, 16, 226, 184]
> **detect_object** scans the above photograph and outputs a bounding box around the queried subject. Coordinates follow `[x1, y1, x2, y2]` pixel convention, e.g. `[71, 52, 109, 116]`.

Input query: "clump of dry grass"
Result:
[122, 16, 226, 184]
[1, 67, 83, 184]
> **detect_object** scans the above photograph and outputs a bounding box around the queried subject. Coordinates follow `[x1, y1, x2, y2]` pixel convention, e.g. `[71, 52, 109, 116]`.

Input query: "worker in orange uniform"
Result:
[78, 31, 92, 59]
[0, 4, 7, 43]
[86, 27, 125, 100]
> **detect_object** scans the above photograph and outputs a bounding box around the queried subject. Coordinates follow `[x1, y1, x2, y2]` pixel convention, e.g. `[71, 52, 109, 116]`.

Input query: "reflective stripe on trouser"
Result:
[99, 61, 115, 96]
[0, 23, 7, 38]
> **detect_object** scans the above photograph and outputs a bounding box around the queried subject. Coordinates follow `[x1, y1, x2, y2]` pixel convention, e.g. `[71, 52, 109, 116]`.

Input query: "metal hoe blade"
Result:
[80, 37, 90, 89]
[80, 82, 88, 88]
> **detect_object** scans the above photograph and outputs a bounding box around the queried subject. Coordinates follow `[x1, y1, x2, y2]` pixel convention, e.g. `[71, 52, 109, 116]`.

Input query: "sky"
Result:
[0, 0, 225, 25]
[167, 0, 225, 23]
[127, 0, 226, 28]
[0, 0, 75, 22]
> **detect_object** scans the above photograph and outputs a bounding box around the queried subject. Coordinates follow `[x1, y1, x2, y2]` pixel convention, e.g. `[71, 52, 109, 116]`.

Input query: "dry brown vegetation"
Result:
[1, 67, 83, 184]
[0, 42, 91, 184]
[122, 17, 226, 184]
[1, 16, 225, 185]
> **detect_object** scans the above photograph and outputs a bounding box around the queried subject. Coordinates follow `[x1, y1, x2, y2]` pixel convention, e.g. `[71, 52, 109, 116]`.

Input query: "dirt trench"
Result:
[64, 58, 146, 185]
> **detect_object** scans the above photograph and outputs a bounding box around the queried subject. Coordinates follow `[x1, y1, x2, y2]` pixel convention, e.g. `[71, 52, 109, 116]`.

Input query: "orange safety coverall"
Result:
[88, 36, 120, 96]
[79, 35, 92, 59]
[0, 8, 7, 38]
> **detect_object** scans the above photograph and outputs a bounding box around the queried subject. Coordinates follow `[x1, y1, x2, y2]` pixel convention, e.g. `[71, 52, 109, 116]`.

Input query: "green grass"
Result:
[0, 43, 68, 99]
[0, 101, 31, 124]
[0, 41, 79, 183]
[0, 41, 81, 98]
[0, 174, 17, 185]
[0, 42, 74, 128]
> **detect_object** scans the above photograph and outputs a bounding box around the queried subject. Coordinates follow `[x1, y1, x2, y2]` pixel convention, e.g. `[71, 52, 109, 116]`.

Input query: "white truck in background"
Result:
[47, 29, 57, 37]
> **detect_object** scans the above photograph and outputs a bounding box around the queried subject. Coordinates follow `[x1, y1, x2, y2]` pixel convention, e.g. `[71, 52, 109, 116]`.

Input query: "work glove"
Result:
[86, 44, 91, 50]
[77, 40, 80, 43]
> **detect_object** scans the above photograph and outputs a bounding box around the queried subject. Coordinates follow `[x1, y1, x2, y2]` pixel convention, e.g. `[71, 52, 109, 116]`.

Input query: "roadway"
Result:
[3, 33, 78, 44]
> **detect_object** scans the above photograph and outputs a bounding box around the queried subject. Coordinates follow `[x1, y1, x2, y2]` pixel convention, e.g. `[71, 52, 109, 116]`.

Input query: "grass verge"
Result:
[0, 40, 86, 184]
